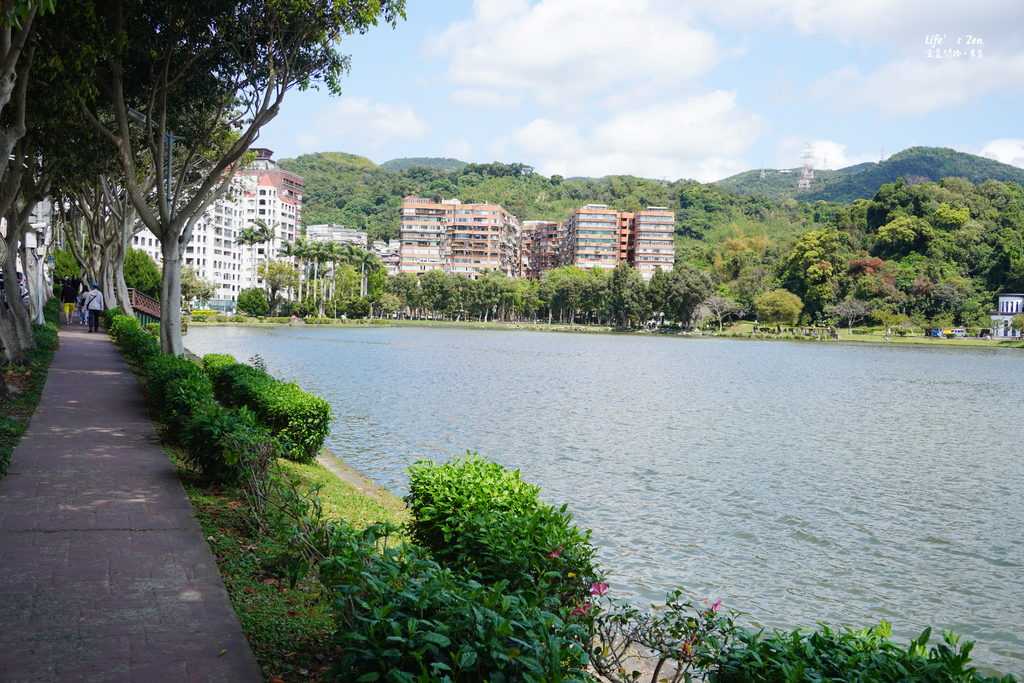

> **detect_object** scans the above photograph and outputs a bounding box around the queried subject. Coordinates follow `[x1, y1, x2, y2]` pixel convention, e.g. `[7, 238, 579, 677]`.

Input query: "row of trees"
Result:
[377, 263, 735, 328]
[234, 243, 385, 318]
[0, 0, 405, 372]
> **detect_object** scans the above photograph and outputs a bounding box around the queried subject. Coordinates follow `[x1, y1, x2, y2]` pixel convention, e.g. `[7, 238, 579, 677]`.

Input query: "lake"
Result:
[185, 324, 1024, 676]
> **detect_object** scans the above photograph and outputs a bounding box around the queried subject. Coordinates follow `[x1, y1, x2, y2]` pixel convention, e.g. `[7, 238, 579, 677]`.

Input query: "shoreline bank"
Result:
[187, 319, 1024, 349]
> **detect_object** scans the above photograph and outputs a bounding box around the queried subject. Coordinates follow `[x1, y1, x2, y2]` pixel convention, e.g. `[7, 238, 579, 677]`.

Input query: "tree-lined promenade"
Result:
[0, 0, 406, 368]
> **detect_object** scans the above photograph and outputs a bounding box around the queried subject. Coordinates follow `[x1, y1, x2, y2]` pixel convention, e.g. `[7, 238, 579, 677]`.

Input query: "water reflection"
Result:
[186, 326, 1024, 675]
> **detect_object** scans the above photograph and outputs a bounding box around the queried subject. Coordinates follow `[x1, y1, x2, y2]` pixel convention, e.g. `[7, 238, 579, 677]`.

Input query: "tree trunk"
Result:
[4, 256, 34, 348]
[159, 239, 184, 355]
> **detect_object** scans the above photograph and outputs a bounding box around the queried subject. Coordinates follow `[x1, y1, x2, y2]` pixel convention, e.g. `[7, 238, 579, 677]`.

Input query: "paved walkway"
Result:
[0, 322, 262, 682]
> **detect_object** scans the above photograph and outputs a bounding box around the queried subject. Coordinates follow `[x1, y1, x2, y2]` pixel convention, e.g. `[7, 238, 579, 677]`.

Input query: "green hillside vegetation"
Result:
[684, 175, 1024, 329]
[715, 147, 1024, 203]
[278, 148, 1024, 329]
[380, 157, 469, 172]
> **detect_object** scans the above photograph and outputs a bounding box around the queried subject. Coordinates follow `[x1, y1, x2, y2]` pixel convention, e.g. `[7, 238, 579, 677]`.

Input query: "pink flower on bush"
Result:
[572, 603, 591, 615]
[547, 546, 563, 559]
[590, 581, 609, 597]
[711, 600, 722, 613]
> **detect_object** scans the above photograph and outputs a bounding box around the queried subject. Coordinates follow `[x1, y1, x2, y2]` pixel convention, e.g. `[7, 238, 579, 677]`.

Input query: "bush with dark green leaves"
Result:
[108, 313, 160, 363]
[237, 287, 268, 317]
[143, 354, 214, 430]
[323, 524, 593, 683]
[179, 404, 273, 485]
[201, 353, 236, 384]
[713, 621, 1016, 683]
[31, 322, 58, 351]
[209, 362, 331, 462]
[406, 453, 601, 614]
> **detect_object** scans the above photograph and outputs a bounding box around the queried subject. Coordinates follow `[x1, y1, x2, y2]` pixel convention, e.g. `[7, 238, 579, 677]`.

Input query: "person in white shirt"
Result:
[85, 282, 105, 333]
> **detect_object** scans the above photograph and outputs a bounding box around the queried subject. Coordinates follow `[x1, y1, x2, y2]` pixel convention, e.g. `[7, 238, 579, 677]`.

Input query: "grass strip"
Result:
[0, 300, 61, 478]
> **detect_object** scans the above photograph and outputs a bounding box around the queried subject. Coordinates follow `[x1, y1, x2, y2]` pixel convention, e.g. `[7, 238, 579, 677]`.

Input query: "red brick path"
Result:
[0, 324, 262, 682]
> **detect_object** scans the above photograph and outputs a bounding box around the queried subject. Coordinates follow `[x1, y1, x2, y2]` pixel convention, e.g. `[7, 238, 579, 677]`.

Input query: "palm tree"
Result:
[251, 219, 278, 300]
[237, 226, 259, 289]
[308, 241, 328, 317]
[278, 239, 300, 304]
[356, 249, 381, 298]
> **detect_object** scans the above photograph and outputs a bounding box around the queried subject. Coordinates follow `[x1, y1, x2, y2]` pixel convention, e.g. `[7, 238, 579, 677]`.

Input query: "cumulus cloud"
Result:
[426, 0, 734, 110]
[314, 97, 432, 147]
[441, 137, 474, 159]
[813, 52, 1024, 118]
[774, 137, 878, 171]
[702, 0, 1023, 51]
[979, 139, 1024, 168]
[492, 91, 767, 182]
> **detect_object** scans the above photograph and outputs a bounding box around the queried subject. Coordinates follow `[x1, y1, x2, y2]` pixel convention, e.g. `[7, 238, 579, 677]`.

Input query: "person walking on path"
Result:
[84, 282, 104, 332]
[76, 289, 88, 325]
[0, 322, 262, 680]
[60, 277, 79, 324]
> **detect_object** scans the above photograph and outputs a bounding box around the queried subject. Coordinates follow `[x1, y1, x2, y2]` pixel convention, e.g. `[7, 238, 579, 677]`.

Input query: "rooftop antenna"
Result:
[799, 144, 814, 191]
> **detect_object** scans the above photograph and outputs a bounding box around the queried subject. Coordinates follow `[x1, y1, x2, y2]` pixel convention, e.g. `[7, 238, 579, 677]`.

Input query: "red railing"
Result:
[128, 288, 161, 320]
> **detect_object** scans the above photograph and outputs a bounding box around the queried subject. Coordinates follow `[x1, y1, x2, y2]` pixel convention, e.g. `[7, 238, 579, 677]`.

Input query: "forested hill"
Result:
[380, 157, 469, 172]
[714, 147, 1024, 202]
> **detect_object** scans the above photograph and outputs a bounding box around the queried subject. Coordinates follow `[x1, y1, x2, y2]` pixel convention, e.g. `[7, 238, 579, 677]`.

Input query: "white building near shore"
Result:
[991, 293, 1024, 337]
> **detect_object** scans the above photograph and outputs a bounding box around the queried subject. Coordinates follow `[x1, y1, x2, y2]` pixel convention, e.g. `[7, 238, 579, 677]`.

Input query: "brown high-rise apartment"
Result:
[520, 221, 569, 279]
[398, 196, 451, 275]
[398, 196, 520, 279]
[632, 207, 676, 280]
[566, 204, 621, 271]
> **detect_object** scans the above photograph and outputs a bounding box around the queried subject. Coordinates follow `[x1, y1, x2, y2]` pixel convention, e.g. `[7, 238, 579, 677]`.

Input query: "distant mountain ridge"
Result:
[714, 147, 1024, 202]
[380, 157, 468, 173]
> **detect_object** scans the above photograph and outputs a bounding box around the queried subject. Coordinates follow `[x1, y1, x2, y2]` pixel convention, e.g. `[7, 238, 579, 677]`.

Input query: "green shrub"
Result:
[323, 527, 592, 683]
[201, 353, 236, 384]
[211, 362, 331, 462]
[31, 322, 58, 351]
[714, 621, 1015, 683]
[162, 372, 216, 433]
[145, 322, 160, 336]
[191, 314, 210, 322]
[302, 317, 335, 324]
[179, 404, 270, 485]
[406, 454, 600, 612]
[102, 308, 121, 329]
[109, 313, 161, 363]
[144, 354, 212, 423]
[406, 453, 541, 552]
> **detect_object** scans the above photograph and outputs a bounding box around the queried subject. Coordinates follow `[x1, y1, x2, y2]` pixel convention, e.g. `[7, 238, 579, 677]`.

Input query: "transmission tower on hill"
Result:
[799, 144, 815, 191]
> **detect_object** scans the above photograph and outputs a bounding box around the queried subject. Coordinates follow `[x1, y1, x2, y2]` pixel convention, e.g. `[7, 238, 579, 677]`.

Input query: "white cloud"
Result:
[427, 0, 733, 110]
[441, 137, 474, 159]
[702, 0, 1024, 51]
[979, 139, 1024, 168]
[493, 91, 767, 182]
[774, 137, 878, 171]
[814, 53, 1024, 118]
[314, 97, 432, 147]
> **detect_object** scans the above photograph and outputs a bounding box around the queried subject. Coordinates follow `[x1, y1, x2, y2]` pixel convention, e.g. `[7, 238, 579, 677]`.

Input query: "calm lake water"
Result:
[186, 325, 1024, 676]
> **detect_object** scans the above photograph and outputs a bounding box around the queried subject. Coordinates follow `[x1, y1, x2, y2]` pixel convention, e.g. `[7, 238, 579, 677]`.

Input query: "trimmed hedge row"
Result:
[202, 354, 331, 462]
[107, 312, 274, 484]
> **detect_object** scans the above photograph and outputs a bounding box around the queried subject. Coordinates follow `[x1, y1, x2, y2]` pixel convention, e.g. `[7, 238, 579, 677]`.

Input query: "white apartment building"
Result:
[133, 149, 303, 311]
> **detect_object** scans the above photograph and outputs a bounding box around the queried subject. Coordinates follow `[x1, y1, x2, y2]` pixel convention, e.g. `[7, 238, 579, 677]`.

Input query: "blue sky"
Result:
[256, 0, 1024, 183]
